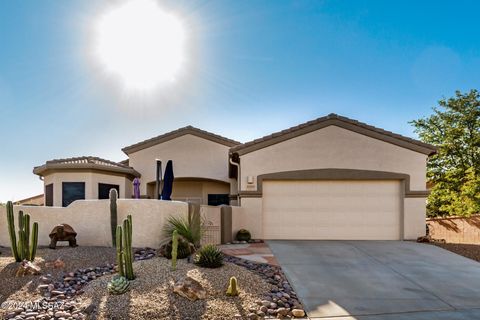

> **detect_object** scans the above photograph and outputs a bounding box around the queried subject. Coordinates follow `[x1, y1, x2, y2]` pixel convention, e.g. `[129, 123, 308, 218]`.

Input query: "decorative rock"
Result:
[173, 276, 207, 301]
[277, 307, 288, 316]
[292, 309, 305, 318]
[15, 260, 41, 277]
[247, 313, 257, 320]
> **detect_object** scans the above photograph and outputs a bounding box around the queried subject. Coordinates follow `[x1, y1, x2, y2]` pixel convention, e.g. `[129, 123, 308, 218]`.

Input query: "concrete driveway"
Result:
[268, 241, 480, 319]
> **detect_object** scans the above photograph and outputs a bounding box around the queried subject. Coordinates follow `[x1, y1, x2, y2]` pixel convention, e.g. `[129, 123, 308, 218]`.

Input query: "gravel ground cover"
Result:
[80, 257, 274, 320]
[1, 245, 304, 319]
[433, 243, 480, 262]
[0, 246, 120, 320]
[0, 246, 115, 301]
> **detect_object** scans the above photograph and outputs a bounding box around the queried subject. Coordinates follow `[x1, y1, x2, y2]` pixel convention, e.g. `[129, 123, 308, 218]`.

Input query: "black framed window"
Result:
[62, 182, 85, 207]
[208, 194, 230, 206]
[98, 183, 120, 200]
[45, 183, 53, 207]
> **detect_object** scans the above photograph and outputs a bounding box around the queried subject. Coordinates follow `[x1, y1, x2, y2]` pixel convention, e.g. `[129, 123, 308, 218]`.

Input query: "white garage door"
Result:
[262, 180, 402, 240]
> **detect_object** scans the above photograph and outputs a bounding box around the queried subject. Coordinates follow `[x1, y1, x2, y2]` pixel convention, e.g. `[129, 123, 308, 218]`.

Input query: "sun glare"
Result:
[94, 0, 186, 91]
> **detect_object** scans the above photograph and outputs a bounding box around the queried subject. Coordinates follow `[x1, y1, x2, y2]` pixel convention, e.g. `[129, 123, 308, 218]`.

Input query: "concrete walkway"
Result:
[268, 241, 480, 319]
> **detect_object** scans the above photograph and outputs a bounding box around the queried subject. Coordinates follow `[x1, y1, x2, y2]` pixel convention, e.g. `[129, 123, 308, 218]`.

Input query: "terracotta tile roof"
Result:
[33, 156, 140, 178]
[230, 113, 437, 156]
[122, 125, 240, 155]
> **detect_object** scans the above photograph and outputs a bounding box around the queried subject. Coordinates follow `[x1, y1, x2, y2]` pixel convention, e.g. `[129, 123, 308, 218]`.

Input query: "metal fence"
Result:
[201, 225, 221, 245]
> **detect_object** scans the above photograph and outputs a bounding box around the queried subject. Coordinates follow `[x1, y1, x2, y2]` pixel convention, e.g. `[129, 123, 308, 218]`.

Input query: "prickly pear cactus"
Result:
[107, 275, 130, 295]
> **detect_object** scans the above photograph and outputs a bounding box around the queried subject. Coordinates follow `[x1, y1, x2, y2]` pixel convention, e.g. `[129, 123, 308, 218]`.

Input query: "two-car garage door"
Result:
[262, 180, 402, 240]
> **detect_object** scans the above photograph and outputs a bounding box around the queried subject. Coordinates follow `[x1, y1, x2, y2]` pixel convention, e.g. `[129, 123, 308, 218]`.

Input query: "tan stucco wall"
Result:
[404, 197, 427, 239]
[239, 125, 428, 191]
[127, 134, 232, 195]
[0, 200, 187, 248]
[238, 198, 263, 239]
[43, 172, 132, 206]
[231, 206, 245, 239]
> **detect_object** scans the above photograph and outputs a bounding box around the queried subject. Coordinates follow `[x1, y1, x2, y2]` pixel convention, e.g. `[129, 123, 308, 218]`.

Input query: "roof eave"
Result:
[33, 163, 141, 178]
[230, 117, 437, 157]
[122, 126, 240, 155]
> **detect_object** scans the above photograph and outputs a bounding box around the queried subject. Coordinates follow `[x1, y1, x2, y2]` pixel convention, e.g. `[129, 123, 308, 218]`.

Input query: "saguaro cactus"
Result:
[123, 215, 134, 280]
[116, 225, 124, 277]
[6, 202, 20, 261]
[110, 189, 118, 247]
[171, 230, 178, 270]
[6, 201, 39, 262]
[114, 215, 134, 280]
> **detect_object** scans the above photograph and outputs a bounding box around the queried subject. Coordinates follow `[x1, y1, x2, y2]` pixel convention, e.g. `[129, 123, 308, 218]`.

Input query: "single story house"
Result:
[33, 113, 436, 240]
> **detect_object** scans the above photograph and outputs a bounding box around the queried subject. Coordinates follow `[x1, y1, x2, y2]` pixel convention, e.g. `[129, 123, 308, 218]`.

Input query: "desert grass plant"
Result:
[163, 214, 204, 249]
[194, 244, 224, 268]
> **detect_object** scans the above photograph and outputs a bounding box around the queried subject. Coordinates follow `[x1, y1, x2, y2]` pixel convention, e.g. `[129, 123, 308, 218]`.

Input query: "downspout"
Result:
[229, 155, 241, 206]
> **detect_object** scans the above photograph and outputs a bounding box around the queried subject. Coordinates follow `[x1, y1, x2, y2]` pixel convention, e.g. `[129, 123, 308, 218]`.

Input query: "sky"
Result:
[1, 0, 480, 202]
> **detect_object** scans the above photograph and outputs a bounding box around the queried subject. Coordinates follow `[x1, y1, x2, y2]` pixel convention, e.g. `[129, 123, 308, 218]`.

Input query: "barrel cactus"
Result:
[235, 229, 251, 242]
[226, 276, 239, 296]
[107, 275, 130, 295]
[194, 244, 224, 268]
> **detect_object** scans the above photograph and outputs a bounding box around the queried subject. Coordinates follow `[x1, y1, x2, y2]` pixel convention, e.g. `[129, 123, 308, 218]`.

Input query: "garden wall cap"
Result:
[122, 125, 241, 155]
[230, 113, 438, 156]
[33, 156, 141, 178]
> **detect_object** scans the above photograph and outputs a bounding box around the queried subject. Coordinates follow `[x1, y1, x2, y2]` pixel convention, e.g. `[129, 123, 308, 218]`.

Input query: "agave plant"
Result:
[194, 244, 224, 268]
[107, 275, 130, 295]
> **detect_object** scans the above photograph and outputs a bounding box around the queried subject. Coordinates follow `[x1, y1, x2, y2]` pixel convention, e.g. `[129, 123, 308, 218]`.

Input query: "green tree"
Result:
[411, 89, 480, 217]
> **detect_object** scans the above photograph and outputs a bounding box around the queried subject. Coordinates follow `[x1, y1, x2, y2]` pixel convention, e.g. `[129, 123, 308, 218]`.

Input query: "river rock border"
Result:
[224, 255, 306, 319]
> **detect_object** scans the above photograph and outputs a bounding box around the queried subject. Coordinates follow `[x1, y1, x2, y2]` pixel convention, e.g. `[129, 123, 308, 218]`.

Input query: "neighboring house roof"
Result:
[122, 125, 241, 155]
[15, 194, 44, 206]
[230, 113, 437, 156]
[33, 156, 141, 178]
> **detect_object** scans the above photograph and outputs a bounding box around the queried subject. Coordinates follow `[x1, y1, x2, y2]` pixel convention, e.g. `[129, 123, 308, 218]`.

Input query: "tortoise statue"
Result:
[49, 224, 78, 249]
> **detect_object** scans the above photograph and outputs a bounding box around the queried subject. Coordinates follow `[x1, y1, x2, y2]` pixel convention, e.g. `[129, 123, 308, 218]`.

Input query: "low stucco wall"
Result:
[231, 206, 245, 239]
[0, 199, 187, 248]
[404, 198, 427, 240]
[427, 214, 480, 244]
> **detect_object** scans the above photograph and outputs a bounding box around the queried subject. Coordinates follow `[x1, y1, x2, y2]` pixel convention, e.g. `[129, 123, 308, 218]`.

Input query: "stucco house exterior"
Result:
[32, 113, 436, 240]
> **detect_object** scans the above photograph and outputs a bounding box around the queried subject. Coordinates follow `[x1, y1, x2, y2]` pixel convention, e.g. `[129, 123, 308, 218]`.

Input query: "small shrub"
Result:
[194, 244, 224, 268]
[161, 237, 192, 259]
[236, 229, 251, 242]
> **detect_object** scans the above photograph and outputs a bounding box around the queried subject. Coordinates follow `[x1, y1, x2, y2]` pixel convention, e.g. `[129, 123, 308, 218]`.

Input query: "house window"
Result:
[45, 183, 53, 207]
[208, 194, 230, 206]
[62, 182, 85, 207]
[98, 183, 120, 200]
